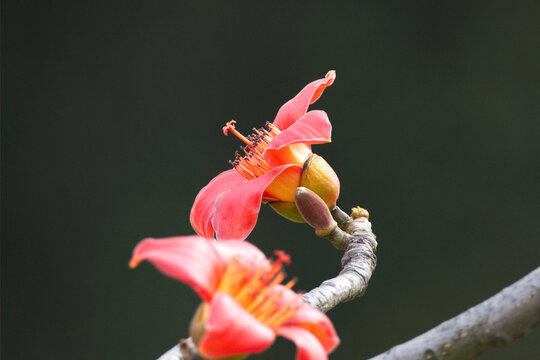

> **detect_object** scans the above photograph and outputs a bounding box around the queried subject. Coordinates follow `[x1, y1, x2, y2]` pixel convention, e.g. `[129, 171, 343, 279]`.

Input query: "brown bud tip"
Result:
[295, 187, 337, 233]
[351, 206, 369, 219]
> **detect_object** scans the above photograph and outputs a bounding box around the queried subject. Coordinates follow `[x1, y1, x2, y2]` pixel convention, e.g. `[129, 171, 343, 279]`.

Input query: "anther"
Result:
[224, 120, 282, 180]
[223, 120, 254, 148]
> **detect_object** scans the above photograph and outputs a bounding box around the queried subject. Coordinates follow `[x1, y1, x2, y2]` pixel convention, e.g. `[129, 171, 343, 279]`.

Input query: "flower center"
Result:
[223, 120, 281, 180]
[216, 250, 302, 327]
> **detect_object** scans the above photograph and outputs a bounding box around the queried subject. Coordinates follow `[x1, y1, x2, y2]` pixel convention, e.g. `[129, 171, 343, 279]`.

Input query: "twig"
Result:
[158, 343, 182, 360]
[158, 338, 199, 360]
[368, 266, 540, 360]
[302, 206, 378, 313]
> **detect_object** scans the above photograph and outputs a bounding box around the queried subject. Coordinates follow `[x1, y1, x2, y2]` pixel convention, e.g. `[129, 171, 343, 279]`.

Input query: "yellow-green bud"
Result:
[300, 154, 340, 207]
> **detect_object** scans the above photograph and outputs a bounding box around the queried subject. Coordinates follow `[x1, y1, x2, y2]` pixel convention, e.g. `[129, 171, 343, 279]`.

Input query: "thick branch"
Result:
[368, 266, 540, 360]
[302, 206, 378, 313]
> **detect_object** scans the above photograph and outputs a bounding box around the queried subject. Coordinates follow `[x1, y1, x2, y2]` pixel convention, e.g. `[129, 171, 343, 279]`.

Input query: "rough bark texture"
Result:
[302, 206, 378, 313]
[368, 266, 540, 360]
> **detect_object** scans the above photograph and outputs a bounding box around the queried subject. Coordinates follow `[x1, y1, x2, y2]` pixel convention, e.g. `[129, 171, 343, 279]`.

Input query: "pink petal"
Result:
[276, 326, 328, 360]
[273, 71, 336, 131]
[190, 169, 248, 239]
[130, 237, 267, 302]
[213, 240, 267, 266]
[129, 236, 223, 301]
[198, 292, 275, 359]
[264, 110, 332, 168]
[211, 164, 300, 241]
[273, 286, 340, 354]
[286, 302, 340, 354]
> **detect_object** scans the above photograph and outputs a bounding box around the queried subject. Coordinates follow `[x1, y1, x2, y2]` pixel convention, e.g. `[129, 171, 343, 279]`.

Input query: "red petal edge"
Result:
[264, 110, 331, 168]
[211, 164, 300, 241]
[276, 326, 328, 360]
[199, 292, 275, 359]
[190, 169, 247, 239]
[273, 71, 336, 131]
[130, 237, 268, 302]
[129, 236, 222, 302]
[286, 302, 340, 354]
[273, 285, 340, 354]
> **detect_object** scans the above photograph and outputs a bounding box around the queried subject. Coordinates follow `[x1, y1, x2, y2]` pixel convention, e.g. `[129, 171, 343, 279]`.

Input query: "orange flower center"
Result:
[215, 250, 302, 327]
[223, 120, 281, 180]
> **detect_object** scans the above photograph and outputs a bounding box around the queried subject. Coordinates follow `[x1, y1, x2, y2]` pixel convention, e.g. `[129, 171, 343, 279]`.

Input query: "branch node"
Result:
[302, 205, 378, 313]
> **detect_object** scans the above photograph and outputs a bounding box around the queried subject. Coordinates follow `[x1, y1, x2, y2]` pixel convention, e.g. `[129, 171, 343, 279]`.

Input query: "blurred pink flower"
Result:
[130, 235, 339, 360]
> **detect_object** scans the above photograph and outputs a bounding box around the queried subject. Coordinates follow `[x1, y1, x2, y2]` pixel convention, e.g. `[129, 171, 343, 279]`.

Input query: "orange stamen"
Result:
[223, 121, 282, 180]
[215, 252, 300, 328]
[223, 120, 253, 148]
[264, 294, 302, 327]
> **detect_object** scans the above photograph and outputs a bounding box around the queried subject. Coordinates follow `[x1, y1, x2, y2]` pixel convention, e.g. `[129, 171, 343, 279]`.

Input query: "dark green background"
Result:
[3, 1, 539, 359]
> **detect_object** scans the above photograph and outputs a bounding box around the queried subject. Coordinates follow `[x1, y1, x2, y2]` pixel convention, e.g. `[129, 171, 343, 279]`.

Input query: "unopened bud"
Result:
[189, 302, 210, 345]
[295, 187, 337, 236]
[300, 154, 340, 207]
[351, 206, 369, 219]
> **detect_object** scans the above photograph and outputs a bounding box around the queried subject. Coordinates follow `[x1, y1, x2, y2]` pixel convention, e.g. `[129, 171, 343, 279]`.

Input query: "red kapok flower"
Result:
[191, 71, 340, 241]
[130, 236, 339, 360]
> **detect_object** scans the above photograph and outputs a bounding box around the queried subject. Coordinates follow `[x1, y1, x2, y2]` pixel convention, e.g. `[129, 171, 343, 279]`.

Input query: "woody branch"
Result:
[368, 266, 540, 360]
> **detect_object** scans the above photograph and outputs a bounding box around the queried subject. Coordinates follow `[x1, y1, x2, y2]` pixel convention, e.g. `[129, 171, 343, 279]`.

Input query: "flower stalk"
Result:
[302, 206, 377, 312]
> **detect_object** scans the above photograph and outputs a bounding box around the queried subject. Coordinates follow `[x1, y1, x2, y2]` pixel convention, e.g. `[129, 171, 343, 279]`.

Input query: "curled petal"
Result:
[129, 236, 222, 301]
[269, 110, 332, 150]
[286, 302, 340, 354]
[273, 71, 336, 131]
[191, 169, 247, 239]
[274, 285, 340, 354]
[264, 110, 332, 168]
[276, 326, 328, 360]
[211, 164, 301, 241]
[199, 292, 275, 359]
[130, 237, 267, 302]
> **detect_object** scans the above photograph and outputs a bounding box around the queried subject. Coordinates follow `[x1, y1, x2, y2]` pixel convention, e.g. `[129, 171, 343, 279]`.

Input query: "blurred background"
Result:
[3, 1, 539, 359]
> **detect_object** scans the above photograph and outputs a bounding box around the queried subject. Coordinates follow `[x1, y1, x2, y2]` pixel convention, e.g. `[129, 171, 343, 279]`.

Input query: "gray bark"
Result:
[368, 267, 540, 360]
[302, 207, 378, 313]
